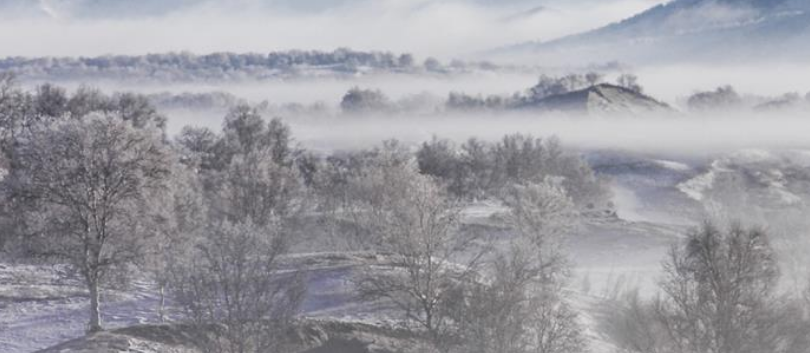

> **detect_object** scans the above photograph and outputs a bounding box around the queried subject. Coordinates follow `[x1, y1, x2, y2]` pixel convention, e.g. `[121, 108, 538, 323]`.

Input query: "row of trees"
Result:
[148, 72, 645, 117]
[416, 135, 611, 209]
[340, 73, 646, 114]
[686, 85, 810, 112]
[0, 49, 500, 82]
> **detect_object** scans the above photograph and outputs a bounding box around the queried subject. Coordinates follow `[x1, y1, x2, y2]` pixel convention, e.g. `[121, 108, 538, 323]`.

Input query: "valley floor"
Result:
[0, 214, 685, 353]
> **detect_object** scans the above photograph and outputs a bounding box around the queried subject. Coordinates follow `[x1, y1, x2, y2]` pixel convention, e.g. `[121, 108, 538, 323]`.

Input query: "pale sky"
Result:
[0, 0, 668, 58]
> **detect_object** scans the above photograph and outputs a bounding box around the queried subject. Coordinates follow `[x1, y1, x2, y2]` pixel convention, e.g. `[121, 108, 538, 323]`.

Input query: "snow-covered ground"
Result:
[0, 218, 684, 353]
[0, 264, 168, 353]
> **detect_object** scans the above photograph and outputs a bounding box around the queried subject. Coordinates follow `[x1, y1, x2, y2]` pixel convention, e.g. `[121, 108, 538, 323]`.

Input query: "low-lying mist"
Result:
[639, 64, 810, 104]
[28, 63, 810, 113]
[164, 110, 810, 159]
[10, 62, 810, 159]
[26, 72, 539, 107]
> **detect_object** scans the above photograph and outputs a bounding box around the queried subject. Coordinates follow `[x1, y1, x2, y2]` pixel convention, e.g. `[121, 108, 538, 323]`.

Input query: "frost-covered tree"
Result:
[417, 137, 466, 195]
[455, 245, 539, 353]
[142, 161, 206, 322]
[311, 140, 414, 248]
[34, 84, 69, 119]
[175, 126, 221, 170]
[170, 109, 307, 351]
[0, 50, 435, 82]
[424, 57, 443, 72]
[617, 74, 643, 94]
[352, 149, 483, 351]
[399, 53, 416, 68]
[687, 86, 743, 112]
[605, 222, 810, 353]
[11, 115, 171, 332]
[0, 72, 24, 150]
[455, 180, 585, 353]
[445, 92, 516, 111]
[458, 138, 495, 199]
[499, 181, 578, 258]
[585, 72, 604, 87]
[416, 134, 610, 207]
[340, 87, 391, 114]
[171, 220, 306, 353]
[212, 148, 303, 226]
[527, 75, 589, 102]
[205, 107, 303, 226]
[177, 106, 304, 228]
[656, 223, 787, 353]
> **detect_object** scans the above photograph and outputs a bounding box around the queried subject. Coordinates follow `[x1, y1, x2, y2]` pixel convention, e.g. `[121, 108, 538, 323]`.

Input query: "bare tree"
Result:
[604, 222, 810, 353]
[585, 72, 604, 87]
[169, 111, 307, 351]
[0, 72, 36, 156]
[353, 155, 483, 351]
[178, 106, 305, 229]
[617, 74, 643, 94]
[500, 181, 584, 353]
[499, 180, 578, 266]
[527, 290, 587, 353]
[212, 148, 303, 226]
[656, 222, 795, 353]
[598, 289, 666, 353]
[454, 180, 586, 353]
[11, 114, 171, 332]
[142, 161, 206, 322]
[340, 87, 391, 114]
[171, 220, 306, 353]
[313, 140, 414, 249]
[0, 71, 18, 145]
[454, 244, 541, 353]
[527, 75, 589, 102]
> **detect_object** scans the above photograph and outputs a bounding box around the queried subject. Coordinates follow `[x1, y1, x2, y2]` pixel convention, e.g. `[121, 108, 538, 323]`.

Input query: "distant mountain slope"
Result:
[502, 0, 810, 64]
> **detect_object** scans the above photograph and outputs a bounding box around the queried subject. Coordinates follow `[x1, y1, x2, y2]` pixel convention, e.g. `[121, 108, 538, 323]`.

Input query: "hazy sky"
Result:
[0, 0, 667, 58]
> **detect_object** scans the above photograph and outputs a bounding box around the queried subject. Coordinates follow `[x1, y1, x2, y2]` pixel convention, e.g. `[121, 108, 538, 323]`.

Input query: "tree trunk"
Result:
[158, 284, 165, 323]
[87, 277, 103, 333]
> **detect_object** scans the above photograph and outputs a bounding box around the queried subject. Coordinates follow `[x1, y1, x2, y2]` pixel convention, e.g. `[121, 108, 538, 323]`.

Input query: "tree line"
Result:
[686, 85, 810, 112]
[341, 73, 646, 114]
[0, 49, 503, 83]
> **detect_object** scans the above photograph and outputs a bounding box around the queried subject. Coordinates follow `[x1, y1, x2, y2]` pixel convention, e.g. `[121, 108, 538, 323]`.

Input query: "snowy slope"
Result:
[502, 0, 810, 64]
[678, 149, 810, 211]
[523, 84, 674, 115]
